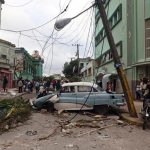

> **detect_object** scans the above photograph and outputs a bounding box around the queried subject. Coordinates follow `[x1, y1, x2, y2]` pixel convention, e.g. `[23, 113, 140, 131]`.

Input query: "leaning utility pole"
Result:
[96, 0, 137, 117]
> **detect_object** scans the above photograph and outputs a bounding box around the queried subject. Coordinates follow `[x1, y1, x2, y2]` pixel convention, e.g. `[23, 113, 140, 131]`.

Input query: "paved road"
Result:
[0, 91, 150, 150]
[0, 111, 150, 150]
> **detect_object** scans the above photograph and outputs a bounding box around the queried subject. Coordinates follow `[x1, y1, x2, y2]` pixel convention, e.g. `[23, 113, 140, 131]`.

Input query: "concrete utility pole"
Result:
[0, 0, 4, 28]
[72, 44, 82, 76]
[96, 0, 137, 117]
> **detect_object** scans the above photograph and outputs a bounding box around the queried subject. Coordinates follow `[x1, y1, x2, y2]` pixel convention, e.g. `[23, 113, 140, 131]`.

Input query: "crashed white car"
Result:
[30, 82, 125, 114]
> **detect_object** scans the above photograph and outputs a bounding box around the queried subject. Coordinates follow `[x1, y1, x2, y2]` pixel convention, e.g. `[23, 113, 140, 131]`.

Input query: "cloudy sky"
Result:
[0, 0, 94, 76]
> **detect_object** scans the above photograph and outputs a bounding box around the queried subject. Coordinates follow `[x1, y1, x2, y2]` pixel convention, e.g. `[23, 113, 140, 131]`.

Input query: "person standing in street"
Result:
[2, 76, 8, 92]
[17, 77, 23, 93]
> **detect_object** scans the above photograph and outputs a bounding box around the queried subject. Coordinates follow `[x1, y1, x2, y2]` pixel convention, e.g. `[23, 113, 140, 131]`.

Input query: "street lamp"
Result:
[54, 3, 96, 31]
[55, 18, 72, 31]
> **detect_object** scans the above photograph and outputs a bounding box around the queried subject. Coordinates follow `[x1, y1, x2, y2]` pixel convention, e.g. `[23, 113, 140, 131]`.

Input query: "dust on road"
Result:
[0, 111, 150, 150]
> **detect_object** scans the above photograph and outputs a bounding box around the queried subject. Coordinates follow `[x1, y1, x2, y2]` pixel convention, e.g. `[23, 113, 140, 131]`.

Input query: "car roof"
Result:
[62, 82, 98, 89]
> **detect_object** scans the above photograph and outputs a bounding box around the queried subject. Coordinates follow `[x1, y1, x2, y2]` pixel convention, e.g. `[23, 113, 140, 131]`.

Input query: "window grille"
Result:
[145, 19, 150, 58]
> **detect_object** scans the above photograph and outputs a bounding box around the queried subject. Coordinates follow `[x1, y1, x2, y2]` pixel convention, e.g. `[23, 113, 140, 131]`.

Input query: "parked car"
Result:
[30, 82, 125, 114]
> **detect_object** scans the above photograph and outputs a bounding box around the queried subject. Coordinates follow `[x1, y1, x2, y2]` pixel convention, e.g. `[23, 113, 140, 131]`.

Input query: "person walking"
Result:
[2, 76, 8, 92]
[35, 81, 40, 94]
[17, 77, 23, 93]
[136, 80, 141, 100]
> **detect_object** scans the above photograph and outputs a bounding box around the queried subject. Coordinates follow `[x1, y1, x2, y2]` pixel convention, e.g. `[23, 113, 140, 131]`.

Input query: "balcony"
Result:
[0, 58, 10, 69]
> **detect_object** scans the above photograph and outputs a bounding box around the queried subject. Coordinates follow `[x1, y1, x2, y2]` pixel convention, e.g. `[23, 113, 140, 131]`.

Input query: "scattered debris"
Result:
[61, 128, 73, 135]
[65, 122, 77, 129]
[40, 109, 48, 114]
[0, 97, 31, 134]
[39, 125, 61, 141]
[107, 115, 120, 120]
[94, 115, 106, 120]
[76, 124, 115, 137]
[58, 109, 65, 115]
[1, 142, 13, 148]
[5, 107, 15, 119]
[117, 120, 125, 125]
[64, 144, 79, 150]
[26, 130, 37, 136]
[98, 134, 110, 139]
[4, 124, 9, 130]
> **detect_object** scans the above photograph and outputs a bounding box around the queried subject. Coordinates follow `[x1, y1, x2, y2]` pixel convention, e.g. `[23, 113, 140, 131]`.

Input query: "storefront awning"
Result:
[0, 69, 12, 74]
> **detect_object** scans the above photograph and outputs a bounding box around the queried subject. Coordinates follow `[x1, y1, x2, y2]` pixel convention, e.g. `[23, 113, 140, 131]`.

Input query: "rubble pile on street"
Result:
[0, 97, 31, 134]
[38, 111, 128, 140]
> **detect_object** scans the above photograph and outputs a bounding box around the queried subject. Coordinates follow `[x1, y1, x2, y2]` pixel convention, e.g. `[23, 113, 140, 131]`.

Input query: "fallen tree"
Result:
[0, 97, 31, 134]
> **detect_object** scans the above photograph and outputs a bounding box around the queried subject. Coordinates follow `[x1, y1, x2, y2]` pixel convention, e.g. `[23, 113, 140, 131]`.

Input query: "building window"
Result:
[145, 18, 150, 58]
[80, 63, 84, 68]
[95, 0, 110, 26]
[88, 68, 92, 76]
[1, 54, 7, 59]
[95, 4, 122, 47]
[95, 41, 122, 67]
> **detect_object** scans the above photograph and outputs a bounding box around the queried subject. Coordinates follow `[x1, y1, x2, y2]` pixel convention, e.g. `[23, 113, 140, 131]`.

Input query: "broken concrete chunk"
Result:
[61, 128, 73, 134]
[26, 130, 37, 136]
[58, 109, 64, 114]
[40, 109, 47, 114]
[117, 120, 124, 125]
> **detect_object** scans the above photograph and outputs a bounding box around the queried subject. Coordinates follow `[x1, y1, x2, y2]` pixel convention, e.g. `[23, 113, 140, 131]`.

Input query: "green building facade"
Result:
[32, 58, 44, 79]
[95, 0, 150, 95]
[15, 48, 44, 80]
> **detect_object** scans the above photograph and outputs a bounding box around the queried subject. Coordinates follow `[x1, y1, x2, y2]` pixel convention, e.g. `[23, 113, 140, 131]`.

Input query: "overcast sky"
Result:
[0, 0, 94, 76]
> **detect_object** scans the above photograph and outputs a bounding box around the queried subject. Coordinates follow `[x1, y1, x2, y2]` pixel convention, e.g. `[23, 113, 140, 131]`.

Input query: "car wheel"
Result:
[94, 105, 109, 115]
[42, 101, 55, 113]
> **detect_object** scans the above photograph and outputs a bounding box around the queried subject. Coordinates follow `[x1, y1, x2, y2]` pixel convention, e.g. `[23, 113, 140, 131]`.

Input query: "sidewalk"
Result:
[120, 100, 144, 125]
[0, 88, 24, 100]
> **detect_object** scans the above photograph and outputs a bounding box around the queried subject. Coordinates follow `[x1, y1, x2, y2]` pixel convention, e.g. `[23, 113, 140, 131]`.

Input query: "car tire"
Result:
[42, 101, 55, 113]
[94, 105, 109, 115]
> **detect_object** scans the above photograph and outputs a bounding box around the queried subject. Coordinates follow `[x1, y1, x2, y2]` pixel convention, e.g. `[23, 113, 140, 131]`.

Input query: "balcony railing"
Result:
[0, 58, 9, 64]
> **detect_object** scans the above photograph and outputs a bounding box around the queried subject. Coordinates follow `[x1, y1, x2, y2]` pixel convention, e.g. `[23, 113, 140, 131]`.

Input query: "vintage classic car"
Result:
[30, 82, 125, 114]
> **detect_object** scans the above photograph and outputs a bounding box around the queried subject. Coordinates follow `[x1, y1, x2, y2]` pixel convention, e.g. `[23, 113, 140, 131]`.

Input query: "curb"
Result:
[120, 113, 143, 126]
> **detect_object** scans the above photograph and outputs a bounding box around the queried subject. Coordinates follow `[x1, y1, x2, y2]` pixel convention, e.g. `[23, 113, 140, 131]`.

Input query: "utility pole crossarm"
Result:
[96, 0, 137, 117]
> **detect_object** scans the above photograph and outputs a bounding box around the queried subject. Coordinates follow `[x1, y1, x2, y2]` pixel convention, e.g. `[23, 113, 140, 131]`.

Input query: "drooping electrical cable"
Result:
[59, 9, 92, 45]
[43, 0, 73, 75]
[84, 8, 95, 58]
[83, 7, 94, 58]
[44, 12, 75, 75]
[54, 1, 94, 41]
[5, 0, 34, 7]
[1, 1, 72, 32]
[32, 30, 43, 50]
[48, 34, 55, 74]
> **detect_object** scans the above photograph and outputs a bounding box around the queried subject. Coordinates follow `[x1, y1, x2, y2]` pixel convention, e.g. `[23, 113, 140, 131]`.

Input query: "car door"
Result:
[76, 85, 95, 108]
[94, 91, 111, 106]
[59, 85, 77, 104]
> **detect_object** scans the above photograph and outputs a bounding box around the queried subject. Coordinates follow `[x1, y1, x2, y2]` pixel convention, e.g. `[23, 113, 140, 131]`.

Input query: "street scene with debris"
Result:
[1, 0, 150, 150]
[0, 91, 150, 150]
